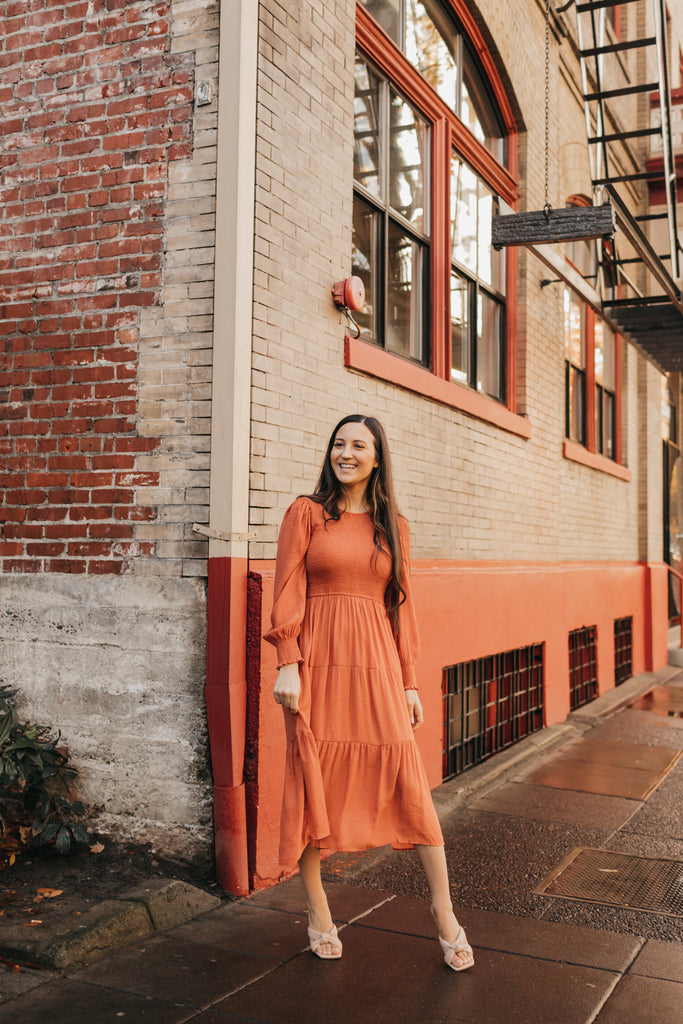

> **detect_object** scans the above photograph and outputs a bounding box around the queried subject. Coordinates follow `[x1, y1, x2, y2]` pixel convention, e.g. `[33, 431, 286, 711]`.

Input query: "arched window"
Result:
[348, 0, 526, 435]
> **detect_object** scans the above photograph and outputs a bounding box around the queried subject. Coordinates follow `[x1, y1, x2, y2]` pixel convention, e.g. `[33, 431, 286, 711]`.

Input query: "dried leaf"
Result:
[90, 841, 105, 854]
[10, 964, 20, 974]
[36, 889, 63, 898]
[8, 855, 15, 867]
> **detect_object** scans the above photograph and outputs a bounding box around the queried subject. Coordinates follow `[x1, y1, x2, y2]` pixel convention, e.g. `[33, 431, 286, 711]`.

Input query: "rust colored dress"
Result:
[264, 496, 443, 867]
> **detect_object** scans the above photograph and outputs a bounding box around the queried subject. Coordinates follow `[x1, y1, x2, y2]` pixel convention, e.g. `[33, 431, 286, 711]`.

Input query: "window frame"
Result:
[348, 1, 529, 440]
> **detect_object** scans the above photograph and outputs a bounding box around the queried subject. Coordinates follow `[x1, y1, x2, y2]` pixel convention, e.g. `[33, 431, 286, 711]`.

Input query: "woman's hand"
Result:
[273, 663, 301, 714]
[405, 688, 423, 730]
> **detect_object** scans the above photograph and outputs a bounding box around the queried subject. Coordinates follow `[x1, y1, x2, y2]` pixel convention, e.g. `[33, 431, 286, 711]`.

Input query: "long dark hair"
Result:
[309, 414, 406, 628]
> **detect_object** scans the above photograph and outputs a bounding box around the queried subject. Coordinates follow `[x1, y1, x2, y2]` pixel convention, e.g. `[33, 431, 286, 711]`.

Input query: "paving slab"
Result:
[593, 974, 683, 1024]
[629, 938, 683, 983]
[0, 977, 195, 1024]
[248, 878, 392, 923]
[218, 922, 620, 1024]
[69, 933, 277, 1009]
[520, 759, 670, 799]
[471, 780, 642, 830]
[170, 902, 311, 962]
[0, 964, 56, 1004]
[353, 895, 643, 972]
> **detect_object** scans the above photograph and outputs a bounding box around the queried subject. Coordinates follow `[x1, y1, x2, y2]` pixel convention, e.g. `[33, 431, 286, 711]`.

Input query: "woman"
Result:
[265, 414, 474, 971]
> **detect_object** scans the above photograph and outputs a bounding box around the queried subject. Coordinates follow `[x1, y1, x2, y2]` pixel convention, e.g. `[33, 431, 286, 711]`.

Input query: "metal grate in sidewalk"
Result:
[534, 848, 683, 917]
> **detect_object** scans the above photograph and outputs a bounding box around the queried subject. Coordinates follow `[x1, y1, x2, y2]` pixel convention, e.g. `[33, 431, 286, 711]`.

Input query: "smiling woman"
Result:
[264, 414, 475, 972]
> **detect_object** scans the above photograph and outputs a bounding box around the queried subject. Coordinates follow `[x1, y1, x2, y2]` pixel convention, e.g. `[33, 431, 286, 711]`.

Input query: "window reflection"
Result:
[450, 271, 469, 384]
[354, 58, 383, 201]
[405, 0, 458, 110]
[361, 0, 401, 44]
[387, 224, 425, 361]
[352, 199, 379, 341]
[389, 89, 427, 231]
[362, 0, 506, 164]
[477, 293, 502, 399]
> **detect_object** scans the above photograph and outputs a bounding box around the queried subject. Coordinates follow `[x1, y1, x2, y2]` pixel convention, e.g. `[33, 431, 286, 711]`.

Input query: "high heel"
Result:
[308, 923, 343, 960]
[439, 926, 474, 972]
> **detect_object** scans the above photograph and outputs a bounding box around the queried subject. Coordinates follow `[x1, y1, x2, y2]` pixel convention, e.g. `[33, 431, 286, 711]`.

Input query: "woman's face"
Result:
[330, 421, 379, 492]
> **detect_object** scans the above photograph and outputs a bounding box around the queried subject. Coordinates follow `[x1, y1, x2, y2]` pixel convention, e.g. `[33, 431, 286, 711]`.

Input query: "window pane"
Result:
[450, 156, 478, 273]
[387, 222, 426, 362]
[477, 292, 503, 399]
[389, 89, 428, 232]
[594, 319, 605, 385]
[604, 392, 615, 459]
[450, 270, 469, 383]
[405, 0, 458, 110]
[354, 58, 383, 200]
[352, 197, 380, 342]
[563, 288, 584, 367]
[360, 0, 401, 44]
[567, 364, 585, 443]
[477, 185, 504, 292]
[461, 45, 506, 163]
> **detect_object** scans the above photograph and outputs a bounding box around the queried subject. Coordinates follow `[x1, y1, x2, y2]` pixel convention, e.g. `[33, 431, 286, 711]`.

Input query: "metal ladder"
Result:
[575, 0, 681, 294]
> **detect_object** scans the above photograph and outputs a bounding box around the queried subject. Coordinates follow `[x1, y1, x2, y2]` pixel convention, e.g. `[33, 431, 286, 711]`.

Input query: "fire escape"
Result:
[576, 0, 683, 369]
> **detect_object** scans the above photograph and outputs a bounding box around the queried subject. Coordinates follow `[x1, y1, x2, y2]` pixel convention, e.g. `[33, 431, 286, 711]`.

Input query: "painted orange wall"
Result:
[248, 559, 668, 888]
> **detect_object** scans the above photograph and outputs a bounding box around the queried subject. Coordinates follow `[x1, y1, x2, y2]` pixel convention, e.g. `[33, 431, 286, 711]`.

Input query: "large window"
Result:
[353, 58, 430, 363]
[352, 0, 519, 426]
[563, 285, 621, 465]
[451, 154, 505, 400]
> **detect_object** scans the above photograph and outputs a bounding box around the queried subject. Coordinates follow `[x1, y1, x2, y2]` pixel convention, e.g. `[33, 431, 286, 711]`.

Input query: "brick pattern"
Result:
[0, 0, 194, 574]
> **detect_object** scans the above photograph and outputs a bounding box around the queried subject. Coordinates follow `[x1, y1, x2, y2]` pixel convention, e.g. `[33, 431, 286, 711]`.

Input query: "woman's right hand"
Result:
[273, 663, 301, 714]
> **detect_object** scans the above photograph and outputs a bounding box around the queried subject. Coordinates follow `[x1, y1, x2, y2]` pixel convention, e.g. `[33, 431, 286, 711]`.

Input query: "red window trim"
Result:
[354, 2, 523, 428]
[345, 335, 532, 439]
[563, 440, 631, 481]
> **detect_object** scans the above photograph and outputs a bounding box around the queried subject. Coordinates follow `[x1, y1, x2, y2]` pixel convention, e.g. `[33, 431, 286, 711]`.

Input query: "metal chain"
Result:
[544, 0, 552, 217]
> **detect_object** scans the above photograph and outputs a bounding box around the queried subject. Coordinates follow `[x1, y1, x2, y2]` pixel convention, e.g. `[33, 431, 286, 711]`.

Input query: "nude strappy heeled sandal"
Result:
[308, 923, 343, 960]
[439, 926, 474, 972]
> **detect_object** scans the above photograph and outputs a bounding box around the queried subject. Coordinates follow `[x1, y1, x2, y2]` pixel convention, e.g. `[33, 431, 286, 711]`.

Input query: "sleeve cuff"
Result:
[276, 636, 303, 669]
[402, 663, 418, 690]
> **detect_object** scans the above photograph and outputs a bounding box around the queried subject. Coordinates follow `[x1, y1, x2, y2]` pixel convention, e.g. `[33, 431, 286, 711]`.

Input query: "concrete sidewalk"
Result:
[1, 666, 682, 1023]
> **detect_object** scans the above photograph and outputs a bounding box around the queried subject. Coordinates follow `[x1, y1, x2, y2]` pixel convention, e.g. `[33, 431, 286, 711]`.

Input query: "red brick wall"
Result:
[0, 0, 194, 574]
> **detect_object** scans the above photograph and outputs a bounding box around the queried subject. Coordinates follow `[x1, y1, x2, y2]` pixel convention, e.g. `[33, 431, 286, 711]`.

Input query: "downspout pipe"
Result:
[205, 0, 258, 897]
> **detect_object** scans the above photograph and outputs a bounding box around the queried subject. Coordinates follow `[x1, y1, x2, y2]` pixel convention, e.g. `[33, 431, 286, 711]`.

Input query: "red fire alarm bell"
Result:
[332, 276, 365, 312]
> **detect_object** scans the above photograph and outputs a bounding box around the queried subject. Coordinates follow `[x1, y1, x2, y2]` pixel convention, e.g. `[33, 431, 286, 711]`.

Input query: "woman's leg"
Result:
[298, 845, 338, 955]
[415, 844, 474, 969]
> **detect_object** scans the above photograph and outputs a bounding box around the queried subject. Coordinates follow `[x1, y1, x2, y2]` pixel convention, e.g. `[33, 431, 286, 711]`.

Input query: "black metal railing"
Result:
[614, 616, 633, 686]
[442, 644, 545, 780]
[569, 625, 598, 710]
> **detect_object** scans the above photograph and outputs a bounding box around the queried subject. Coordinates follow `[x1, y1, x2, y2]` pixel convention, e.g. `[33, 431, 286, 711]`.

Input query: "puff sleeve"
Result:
[263, 497, 312, 668]
[396, 515, 421, 690]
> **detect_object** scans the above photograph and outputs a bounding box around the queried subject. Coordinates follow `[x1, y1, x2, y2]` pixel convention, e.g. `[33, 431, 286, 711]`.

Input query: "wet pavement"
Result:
[1, 667, 682, 1023]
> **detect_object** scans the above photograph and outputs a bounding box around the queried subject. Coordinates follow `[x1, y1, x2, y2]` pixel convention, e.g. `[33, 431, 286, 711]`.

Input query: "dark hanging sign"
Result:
[491, 201, 616, 250]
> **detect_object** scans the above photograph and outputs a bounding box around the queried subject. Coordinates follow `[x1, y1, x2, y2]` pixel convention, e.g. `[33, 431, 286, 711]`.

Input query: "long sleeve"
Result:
[396, 515, 420, 689]
[263, 497, 312, 667]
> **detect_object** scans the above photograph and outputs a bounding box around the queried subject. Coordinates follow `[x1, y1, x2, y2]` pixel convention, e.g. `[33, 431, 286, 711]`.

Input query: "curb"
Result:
[0, 879, 221, 971]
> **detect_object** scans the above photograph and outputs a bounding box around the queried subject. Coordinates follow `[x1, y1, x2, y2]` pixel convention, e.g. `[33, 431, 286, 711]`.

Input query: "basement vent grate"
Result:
[534, 848, 683, 917]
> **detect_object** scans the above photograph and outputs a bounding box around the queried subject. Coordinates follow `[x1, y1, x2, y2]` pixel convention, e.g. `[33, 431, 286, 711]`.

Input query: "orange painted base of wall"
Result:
[247, 559, 668, 889]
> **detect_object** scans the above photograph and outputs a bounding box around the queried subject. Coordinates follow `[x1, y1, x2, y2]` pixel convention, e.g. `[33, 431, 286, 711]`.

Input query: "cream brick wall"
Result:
[134, 0, 220, 578]
[249, 0, 667, 567]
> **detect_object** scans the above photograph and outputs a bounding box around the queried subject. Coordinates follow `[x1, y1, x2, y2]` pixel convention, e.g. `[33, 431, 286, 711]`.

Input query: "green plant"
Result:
[0, 685, 90, 857]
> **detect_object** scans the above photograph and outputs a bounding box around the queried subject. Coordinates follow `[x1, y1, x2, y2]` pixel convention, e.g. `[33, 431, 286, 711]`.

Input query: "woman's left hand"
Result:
[405, 689, 423, 730]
